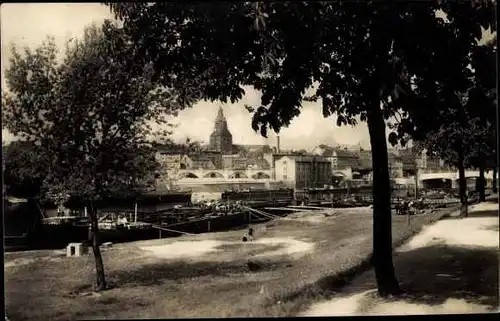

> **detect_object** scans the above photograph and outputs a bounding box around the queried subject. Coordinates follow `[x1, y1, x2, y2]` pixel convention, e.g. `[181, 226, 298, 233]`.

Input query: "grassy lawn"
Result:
[5, 206, 457, 319]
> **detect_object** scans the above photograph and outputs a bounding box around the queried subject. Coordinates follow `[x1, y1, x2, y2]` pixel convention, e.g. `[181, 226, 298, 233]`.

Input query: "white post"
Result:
[84, 207, 88, 217]
[134, 201, 138, 223]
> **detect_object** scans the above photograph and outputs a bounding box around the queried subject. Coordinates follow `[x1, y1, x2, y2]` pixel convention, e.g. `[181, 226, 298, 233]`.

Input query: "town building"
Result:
[155, 107, 274, 184]
[351, 149, 373, 180]
[388, 152, 404, 178]
[274, 155, 332, 190]
[312, 144, 359, 180]
[399, 149, 418, 177]
[180, 155, 216, 170]
[209, 107, 233, 154]
[154, 107, 461, 190]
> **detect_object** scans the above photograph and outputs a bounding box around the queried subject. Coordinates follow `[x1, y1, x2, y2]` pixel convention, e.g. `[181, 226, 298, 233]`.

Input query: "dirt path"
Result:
[301, 201, 499, 316]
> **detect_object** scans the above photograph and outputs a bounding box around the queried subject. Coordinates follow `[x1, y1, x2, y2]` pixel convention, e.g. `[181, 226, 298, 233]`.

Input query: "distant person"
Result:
[248, 227, 254, 241]
[398, 199, 405, 215]
[408, 200, 415, 214]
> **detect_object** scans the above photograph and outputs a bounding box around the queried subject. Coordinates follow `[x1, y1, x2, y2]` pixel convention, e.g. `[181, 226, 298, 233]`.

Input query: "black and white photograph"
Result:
[2, 2, 498, 319]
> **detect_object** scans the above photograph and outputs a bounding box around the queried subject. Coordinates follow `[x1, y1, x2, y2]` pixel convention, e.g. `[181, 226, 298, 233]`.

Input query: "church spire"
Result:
[209, 106, 233, 154]
[216, 106, 226, 122]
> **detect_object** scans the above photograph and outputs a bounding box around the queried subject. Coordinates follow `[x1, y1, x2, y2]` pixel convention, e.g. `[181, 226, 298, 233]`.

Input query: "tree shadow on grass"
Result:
[102, 257, 295, 289]
[266, 211, 452, 312]
[465, 209, 499, 218]
[333, 245, 499, 309]
[274, 243, 498, 316]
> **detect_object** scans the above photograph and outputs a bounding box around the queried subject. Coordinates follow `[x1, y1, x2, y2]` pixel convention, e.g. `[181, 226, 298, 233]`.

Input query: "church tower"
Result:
[209, 107, 233, 154]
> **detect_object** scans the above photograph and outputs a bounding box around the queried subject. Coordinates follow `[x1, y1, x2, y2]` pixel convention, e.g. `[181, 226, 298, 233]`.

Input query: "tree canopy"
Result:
[2, 21, 175, 203]
[3, 140, 50, 199]
[107, 1, 495, 296]
[108, 2, 495, 140]
[411, 34, 496, 172]
[2, 19, 177, 291]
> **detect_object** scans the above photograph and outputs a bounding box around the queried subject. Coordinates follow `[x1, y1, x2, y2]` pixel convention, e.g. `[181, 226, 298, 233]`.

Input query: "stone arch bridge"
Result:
[176, 168, 272, 180]
[419, 171, 492, 182]
[419, 170, 494, 189]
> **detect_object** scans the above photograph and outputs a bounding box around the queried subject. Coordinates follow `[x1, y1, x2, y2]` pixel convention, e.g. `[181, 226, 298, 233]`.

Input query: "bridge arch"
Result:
[421, 178, 453, 189]
[332, 172, 347, 186]
[203, 172, 225, 179]
[178, 172, 199, 179]
[333, 171, 347, 178]
[229, 171, 248, 179]
[251, 172, 270, 179]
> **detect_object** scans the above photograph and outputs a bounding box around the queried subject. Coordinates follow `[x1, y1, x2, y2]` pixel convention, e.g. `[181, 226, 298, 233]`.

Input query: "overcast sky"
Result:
[1, 3, 494, 150]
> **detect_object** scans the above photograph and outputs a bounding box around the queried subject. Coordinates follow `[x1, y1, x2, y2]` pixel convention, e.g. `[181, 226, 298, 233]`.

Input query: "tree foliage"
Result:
[406, 29, 496, 206]
[107, 1, 496, 296]
[3, 140, 50, 198]
[153, 137, 205, 155]
[2, 20, 176, 291]
[412, 35, 496, 174]
[108, 2, 494, 139]
[2, 21, 175, 202]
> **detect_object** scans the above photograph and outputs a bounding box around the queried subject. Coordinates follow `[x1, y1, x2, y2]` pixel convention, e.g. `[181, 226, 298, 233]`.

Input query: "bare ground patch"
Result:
[216, 242, 285, 256]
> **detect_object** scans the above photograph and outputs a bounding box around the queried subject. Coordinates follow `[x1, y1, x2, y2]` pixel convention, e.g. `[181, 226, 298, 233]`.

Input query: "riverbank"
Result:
[5, 205, 458, 319]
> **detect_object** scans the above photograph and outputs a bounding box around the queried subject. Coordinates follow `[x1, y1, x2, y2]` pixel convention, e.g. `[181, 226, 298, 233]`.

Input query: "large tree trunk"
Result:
[478, 164, 486, 202]
[89, 200, 107, 291]
[493, 167, 497, 193]
[367, 103, 402, 297]
[457, 147, 468, 218]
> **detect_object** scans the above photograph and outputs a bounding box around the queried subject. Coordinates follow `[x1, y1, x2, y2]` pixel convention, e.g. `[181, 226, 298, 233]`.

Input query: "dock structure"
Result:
[242, 206, 280, 220]
[264, 207, 300, 212]
[287, 205, 330, 210]
[150, 224, 196, 236]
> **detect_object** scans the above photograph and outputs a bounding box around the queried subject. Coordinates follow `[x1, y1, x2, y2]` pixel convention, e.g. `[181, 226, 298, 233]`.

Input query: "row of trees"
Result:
[2, 1, 496, 296]
[409, 35, 497, 214]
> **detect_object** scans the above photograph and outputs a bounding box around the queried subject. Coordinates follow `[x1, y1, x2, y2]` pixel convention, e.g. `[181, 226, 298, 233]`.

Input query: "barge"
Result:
[221, 188, 295, 208]
[6, 188, 295, 250]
